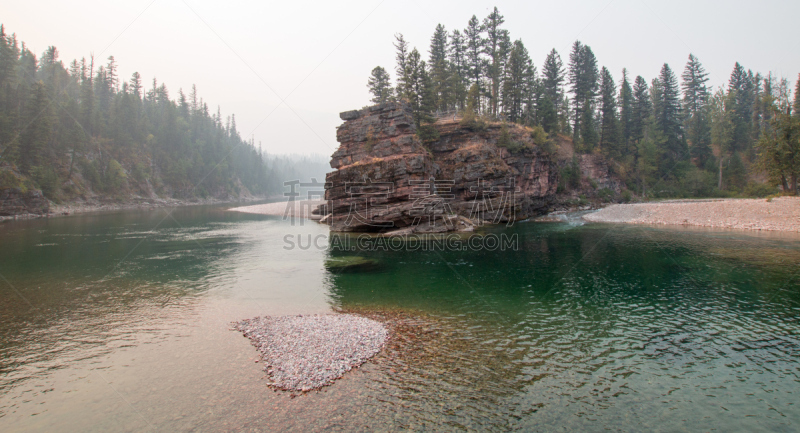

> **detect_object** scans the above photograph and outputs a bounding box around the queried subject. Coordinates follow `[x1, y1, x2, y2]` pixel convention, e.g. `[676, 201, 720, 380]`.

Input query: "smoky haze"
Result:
[5, 0, 799, 155]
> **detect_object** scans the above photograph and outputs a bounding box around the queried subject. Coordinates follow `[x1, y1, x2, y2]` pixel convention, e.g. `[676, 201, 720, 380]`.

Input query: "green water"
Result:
[1, 205, 799, 431]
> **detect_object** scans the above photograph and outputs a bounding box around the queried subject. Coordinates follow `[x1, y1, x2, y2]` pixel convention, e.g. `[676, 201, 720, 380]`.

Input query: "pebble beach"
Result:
[584, 196, 800, 232]
[233, 314, 388, 391]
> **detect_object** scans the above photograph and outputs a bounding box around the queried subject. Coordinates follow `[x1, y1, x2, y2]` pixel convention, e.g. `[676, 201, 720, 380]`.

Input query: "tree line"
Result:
[0, 25, 325, 201]
[367, 7, 799, 197]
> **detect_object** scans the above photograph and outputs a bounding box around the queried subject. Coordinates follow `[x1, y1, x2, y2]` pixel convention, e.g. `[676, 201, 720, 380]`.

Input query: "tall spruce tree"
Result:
[428, 24, 450, 111]
[727, 62, 755, 153]
[681, 54, 712, 167]
[568, 41, 598, 147]
[599, 67, 621, 157]
[448, 29, 468, 110]
[393, 33, 410, 101]
[367, 66, 394, 104]
[619, 68, 633, 153]
[464, 15, 484, 111]
[541, 48, 565, 130]
[655, 63, 684, 170]
[502, 40, 534, 123]
[794, 73, 800, 117]
[483, 7, 506, 116]
[631, 76, 651, 146]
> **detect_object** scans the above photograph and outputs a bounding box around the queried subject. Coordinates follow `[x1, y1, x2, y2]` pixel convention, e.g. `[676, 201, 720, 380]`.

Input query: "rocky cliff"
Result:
[321, 102, 558, 233]
[0, 188, 49, 217]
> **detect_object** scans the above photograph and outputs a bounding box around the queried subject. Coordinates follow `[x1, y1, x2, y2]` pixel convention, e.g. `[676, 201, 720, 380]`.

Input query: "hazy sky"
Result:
[5, 1, 799, 156]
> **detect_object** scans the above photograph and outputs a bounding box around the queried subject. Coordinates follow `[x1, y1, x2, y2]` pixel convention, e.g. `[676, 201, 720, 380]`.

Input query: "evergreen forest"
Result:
[0, 25, 329, 203]
[367, 7, 800, 197]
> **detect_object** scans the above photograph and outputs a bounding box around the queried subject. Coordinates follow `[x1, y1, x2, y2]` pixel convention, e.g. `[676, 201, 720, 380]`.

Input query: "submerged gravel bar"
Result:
[233, 314, 388, 391]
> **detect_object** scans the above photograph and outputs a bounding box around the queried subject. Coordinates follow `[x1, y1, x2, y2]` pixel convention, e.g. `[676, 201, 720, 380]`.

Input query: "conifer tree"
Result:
[541, 48, 565, 129]
[502, 40, 534, 123]
[727, 62, 754, 153]
[681, 54, 712, 167]
[631, 76, 651, 146]
[793, 73, 800, 118]
[599, 67, 620, 156]
[464, 15, 484, 109]
[483, 7, 506, 116]
[393, 33, 410, 101]
[448, 29, 468, 110]
[367, 66, 394, 104]
[19, 81, 52, 173]
[428, 24, 450, 111]
[655, 63, 684, 169]
[619, 69, 633, 152]
[568, 41, 598, 147]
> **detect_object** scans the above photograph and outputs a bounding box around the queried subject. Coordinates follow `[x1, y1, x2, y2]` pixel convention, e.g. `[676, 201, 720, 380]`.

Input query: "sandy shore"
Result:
[584, 197, 800, 232]
[228, 199, 325, 219]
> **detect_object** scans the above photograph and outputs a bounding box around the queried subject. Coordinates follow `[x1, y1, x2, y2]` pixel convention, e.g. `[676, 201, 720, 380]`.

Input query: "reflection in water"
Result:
[0, 206, 799, 431]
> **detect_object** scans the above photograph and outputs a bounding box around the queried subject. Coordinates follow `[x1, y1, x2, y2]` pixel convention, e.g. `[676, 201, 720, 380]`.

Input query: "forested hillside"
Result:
[0, 25, 328, 204]
[366, 7, 799, 197]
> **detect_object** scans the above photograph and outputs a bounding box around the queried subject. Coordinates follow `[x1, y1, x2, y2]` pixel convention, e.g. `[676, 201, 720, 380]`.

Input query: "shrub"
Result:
[31, 165, 60, 199]
[459, 109, 487, 131]
[105, 159, 127, 193]
[417, 124, 440, 144]
[597, 187, 613, 201]
[743, 182, 778, 198]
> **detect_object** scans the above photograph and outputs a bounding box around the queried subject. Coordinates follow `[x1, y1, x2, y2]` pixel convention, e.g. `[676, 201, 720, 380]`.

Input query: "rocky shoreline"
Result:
[584, 197, 800, 232]
[228, 199, 325, 220]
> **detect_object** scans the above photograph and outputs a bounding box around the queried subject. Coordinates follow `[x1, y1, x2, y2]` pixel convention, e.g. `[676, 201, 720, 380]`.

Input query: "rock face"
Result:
[322, 102, 558, 233]
[0, 188, 49, 217]
[579, 154, 623, 193]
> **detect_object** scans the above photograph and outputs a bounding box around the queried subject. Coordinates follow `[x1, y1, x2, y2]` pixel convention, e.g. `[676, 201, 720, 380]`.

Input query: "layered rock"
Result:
[0, 188, 49, 217]
[321, 102, 558, 233]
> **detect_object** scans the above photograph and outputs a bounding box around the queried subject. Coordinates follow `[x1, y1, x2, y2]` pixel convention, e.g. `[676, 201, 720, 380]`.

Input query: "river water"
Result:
[0, 204, 798, 431]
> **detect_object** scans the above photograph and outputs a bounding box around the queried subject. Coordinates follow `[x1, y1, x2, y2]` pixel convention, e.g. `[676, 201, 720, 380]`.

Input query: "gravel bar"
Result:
[233, 314, 388, 391]
[228, 200, 324, 219]
[584, 197, 800, 232]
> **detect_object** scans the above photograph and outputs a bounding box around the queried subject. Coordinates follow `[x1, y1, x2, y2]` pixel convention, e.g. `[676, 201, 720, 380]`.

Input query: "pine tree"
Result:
[448, 29, 468, 110]
[130, 72, 142, 99]
[428, 24, 450, 112]
[541, 48, 565, 128]
[681, 54, 712, 167]
[393, 33, 410, 101]
[464, 15, 484, 110]
[19, 81, 52, 173]
[655, 63, 684, 169]
[727, 62, 754, 153]
[599, 67, 621, 156]
[619, 69, 633, 152]
[483, 7, 505, 116]
[568, 41, 598, 147]
[502, 40, 534, 123]
[367, 66, 394, 104]
[631, 76, 651, 146]
[794, 73, 800, 117]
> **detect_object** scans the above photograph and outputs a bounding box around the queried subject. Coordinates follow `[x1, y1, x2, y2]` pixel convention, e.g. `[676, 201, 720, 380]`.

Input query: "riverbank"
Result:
[584, 196, 800, 232]
[0, 196, 269, 222]
[228, 200, 325, 219]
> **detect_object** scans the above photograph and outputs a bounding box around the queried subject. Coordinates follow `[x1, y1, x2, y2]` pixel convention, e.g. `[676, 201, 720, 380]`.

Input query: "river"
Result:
[1, 204, 799, 431]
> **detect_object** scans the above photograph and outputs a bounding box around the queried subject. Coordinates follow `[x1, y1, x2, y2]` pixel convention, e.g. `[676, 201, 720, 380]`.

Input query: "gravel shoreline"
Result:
[228, 199, 325, 219]
[584, 197, 800, 232]
[233, 314, 388, 391]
